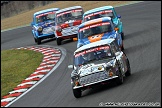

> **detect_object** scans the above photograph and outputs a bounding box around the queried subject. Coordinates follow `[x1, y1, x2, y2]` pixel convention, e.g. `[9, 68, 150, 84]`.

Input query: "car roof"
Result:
[78, 17, 112, 28]
[84, 6, 114, 16]
[34, 8, 60, 16]
[56, 6, 82, 14]
[74, 38, 115, 54]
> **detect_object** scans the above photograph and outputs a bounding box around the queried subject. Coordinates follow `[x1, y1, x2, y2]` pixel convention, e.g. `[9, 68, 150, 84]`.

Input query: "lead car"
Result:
[68, 38, 131, 98]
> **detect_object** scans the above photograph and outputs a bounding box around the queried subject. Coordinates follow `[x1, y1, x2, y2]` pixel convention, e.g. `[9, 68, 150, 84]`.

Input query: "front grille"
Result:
[79, 71, 108, 85]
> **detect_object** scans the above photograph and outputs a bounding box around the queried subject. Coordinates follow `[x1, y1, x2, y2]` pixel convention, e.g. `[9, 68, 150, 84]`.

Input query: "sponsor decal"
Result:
[84, 10, 113, 19]
[36, 11, 55, 18]
[88, 34, 104, 43]
[75, 46, 109, 57]
[79, 22, 110, 32]
[57, 9, 82, 17]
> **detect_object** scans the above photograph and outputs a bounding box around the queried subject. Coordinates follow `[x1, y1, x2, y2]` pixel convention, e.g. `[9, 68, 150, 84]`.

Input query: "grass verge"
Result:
[1, 49, 44, 97]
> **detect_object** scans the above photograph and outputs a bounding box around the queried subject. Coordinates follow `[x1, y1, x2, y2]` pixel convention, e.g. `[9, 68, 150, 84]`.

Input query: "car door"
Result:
[111, 41, 126, 74]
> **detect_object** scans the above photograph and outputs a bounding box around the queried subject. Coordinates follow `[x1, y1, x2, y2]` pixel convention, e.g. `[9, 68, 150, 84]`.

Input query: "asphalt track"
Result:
[1, 1, 161, 107]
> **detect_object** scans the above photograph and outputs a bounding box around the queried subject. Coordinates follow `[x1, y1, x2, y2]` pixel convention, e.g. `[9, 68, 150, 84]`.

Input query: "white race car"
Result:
[68, 38, 131, 98]
[54, 6, 84, 45]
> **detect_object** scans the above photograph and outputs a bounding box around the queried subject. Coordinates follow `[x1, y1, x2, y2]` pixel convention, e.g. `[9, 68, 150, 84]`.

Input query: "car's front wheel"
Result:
[125, 59, 131, 76]
[34, 37, 37, 43]
[73, 88, 82, 98]
[56, 38, 62, 45]
[36, 38, 41, 45]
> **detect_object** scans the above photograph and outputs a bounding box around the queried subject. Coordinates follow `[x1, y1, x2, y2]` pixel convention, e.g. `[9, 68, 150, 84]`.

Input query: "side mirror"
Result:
[68, 65, 73, 69]
[117, 15, 121, 18]
[115, 52, 120, 56]
[114, 27, 119, 31]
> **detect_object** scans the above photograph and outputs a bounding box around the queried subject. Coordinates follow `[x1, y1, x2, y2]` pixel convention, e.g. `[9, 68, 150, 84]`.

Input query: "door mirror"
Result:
[114, 27, 119, 31]
[117, 15, 121, 18]
[68, 65, 73, 69]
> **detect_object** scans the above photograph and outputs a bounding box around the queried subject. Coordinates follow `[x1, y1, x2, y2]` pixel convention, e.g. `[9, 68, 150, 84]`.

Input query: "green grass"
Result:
[1, 49, 44, 97]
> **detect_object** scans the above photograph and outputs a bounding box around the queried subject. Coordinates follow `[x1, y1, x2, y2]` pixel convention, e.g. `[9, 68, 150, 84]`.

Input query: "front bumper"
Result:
[37, 32, 54, 38]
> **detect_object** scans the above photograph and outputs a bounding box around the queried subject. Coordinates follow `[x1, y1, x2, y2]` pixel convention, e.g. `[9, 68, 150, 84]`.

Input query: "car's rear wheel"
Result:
[56, 38, 62, 45]
[73, 88, 82, 98]
[116, 66, 123, 85]
[125, 59, 131, 76]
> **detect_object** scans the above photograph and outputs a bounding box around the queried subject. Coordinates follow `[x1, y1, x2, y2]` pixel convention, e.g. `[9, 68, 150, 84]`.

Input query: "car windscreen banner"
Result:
[75, 45, 110, 57]
[84, 10, 112, 19]
[56, 9, 82, 17]
[79, 22, 110, 32]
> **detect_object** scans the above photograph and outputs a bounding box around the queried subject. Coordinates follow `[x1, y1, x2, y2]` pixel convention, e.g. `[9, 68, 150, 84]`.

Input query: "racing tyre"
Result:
[34, 37, 37, 43]
[125, 59, 131, 76]
[73, 88, 81, 98]
[37, 38, 41, 45]
[56, 38, 61, 45]
[116, 67, 123, 85]
[121, 32, 124, 40]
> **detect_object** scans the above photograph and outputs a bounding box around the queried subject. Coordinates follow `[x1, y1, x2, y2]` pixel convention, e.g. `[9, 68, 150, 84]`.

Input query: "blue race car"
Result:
[82, 6, 124, 40]
[31, 8, 60, 44]
[77, 17, 124, 50]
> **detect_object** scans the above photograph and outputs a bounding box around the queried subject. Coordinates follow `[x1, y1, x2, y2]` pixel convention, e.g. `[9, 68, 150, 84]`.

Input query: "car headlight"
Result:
[37, 26, 43, 32]
[55, 26, 62, 32]
[91, 65, 105, 72]
[98, 65, 105, 71]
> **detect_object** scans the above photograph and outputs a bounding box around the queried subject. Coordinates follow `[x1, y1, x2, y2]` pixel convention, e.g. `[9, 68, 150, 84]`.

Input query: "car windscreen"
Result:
[78, 22, 113, 38]
[56, 9, 83, 25]
[84, 10, 115, 22]
[74, 45, 112, 66]
[35, 11, 55, 23]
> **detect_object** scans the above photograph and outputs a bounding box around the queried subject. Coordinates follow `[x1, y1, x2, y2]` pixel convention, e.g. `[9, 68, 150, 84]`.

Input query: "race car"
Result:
[77, 17, 124, 50]
[82, 6, 124, 40]
[31, 8, 60, 45]
[54, 6, 84, 45]
[68, 38, 131, 98]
